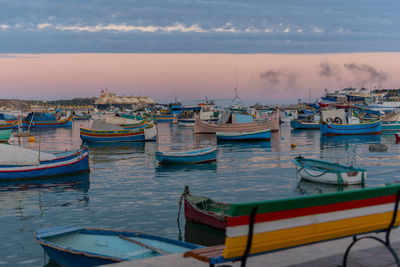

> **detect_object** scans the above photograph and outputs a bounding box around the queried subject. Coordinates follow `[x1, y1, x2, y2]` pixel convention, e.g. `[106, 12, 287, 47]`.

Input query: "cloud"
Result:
[259, 69, 298, 89]
[344, 63, 390, 84]
[319, 61, 342, 81]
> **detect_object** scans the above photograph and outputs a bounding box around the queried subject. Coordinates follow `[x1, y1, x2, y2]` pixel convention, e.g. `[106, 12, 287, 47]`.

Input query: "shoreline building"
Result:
[94, 89, 155, 110]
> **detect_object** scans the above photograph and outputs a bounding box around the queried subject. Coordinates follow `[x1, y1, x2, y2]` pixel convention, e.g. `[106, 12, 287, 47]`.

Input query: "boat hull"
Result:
[294, 157, 366, 185]
[291, 119, 320, 129]
[178, 118, 195, 127]
[184, 198, 227, 230]
[80, 128, 145, 143]
[194, 114, 279, 134]
[155, 147, 217, 164]
[22, 115, 73, 128]
[382, 121, 400, 131]
[35, 226, 200, 267]
[320, 120, 382, 135]
[0, 120, 18, 129]
[0, 129, 12, 142]
[72, 115, 91, 120]
[216, 129, 271, 141]
[0, 148, 89, 181]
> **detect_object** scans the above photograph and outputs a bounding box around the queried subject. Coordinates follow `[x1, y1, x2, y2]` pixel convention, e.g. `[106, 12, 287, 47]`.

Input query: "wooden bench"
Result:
[184, 184, 400, 266]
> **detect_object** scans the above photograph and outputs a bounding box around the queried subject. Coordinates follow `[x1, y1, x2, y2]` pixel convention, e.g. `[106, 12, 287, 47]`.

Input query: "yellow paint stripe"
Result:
[222, 211, 399, 259]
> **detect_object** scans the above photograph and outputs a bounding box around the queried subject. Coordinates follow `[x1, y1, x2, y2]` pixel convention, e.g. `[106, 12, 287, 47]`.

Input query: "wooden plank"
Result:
[119, 235, 170, 255]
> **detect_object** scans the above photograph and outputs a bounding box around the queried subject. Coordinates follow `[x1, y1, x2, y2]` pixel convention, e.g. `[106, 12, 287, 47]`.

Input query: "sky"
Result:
[0, 1, 399, 104]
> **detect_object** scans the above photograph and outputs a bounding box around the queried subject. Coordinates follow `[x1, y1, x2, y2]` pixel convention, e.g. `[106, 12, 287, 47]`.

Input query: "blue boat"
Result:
[216, 129, 271, 141]
[22, 112, 73, 127]
[290, 119, 320, 129]
[0, 144, 89, 181]
[80, 128, 145, 143]
[35, 226, 201, 267]
[155, 147, 217, 164]
[320, 119, 382, 135]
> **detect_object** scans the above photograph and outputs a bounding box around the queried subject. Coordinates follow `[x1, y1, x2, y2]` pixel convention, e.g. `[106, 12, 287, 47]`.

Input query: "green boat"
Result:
[0, 129, 12, 142]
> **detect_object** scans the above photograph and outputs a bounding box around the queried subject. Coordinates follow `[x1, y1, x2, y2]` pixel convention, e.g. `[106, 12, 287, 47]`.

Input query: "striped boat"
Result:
[217, 184, 400, 260]
[0, 120, 18, 129]
[320, 119, 382, 135]
[290, 119, 320, 129]
[152, 113, 174, 123]
[80, 128, 145, 143]
[294, 156, 366, 185]
[0, 145, 89, 181]
[22, 114, 73, 128]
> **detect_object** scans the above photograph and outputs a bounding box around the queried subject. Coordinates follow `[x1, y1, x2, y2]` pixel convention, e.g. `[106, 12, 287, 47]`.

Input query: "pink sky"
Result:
[0, 53, 399, 104]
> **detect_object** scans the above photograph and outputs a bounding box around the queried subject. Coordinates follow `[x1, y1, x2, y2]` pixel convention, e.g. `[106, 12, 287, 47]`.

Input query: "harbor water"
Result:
[1, 121, 400, 266]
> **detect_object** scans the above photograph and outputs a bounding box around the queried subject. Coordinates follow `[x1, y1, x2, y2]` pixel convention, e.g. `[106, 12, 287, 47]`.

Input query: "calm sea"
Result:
[1, 121, 400, 266]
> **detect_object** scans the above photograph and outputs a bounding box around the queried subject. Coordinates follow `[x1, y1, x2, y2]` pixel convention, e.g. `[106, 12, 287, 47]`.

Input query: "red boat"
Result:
[183, 187, 230, 230]
[395, 133, 400, 143]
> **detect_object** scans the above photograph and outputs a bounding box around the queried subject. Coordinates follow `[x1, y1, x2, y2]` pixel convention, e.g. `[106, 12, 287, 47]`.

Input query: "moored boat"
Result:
[72, 113, 91, 120]
[294, 156, 366, 185]
[22, 112, 73, 128]
[0, 144, 89, 181]
[216, 129, 271, 141]
[0, 129, 12, 142]
[183, 186, 230, 230]
[0, 119, 18, 129]
[320, 119, 382, 135]
[194, 110, 279, 134]
[291, 119, 320, 129]
[35, 226, 201, 267]
[155, 147, 217, 164]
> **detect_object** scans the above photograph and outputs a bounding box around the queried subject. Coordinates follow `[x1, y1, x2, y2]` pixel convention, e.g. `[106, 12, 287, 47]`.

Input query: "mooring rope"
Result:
[368, 169, 400, 177]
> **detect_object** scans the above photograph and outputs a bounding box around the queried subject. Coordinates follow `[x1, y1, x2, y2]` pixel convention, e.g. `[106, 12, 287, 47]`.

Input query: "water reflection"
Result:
[184, 222, 225, 246]
[155, 162, 218, 173]
[296, 179, 364, 195]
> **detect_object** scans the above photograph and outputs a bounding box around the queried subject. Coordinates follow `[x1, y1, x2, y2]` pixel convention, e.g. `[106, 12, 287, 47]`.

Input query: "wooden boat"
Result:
[320, 119, 382, 135]
[35, 226, 201, 267]
[294, 156, 366, 185]
[0, 119, 18, 129]
[22, 112, 73, 128]
[177, 118, 195, 127]
[0, 129, 12, 142]
[183, 186, 230, 230]
[395, 132, 400, 143]
[290, 119, 320, 129]
[0, 144, 89, 181]
[194, 110, 279, 134]
[155, 147, 217, 164]
[382, 121, 400, 131]
[216, 129, 271, 141]
[80, 128, 145, 143]
[152, 113, 174, 122]
[72, 113, 91, 120]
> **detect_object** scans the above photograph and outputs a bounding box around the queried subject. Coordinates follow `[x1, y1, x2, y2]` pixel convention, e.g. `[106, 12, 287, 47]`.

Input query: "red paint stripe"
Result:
[0, 153, 88, 173]
[228, 194, 396, 227]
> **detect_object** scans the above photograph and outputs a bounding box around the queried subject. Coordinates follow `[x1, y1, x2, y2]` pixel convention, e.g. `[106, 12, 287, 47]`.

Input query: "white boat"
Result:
[294, 156, 366, 185]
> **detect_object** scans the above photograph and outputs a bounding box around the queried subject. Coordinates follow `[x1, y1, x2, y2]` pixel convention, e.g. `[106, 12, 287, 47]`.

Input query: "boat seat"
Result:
[118, 248, 152, 259]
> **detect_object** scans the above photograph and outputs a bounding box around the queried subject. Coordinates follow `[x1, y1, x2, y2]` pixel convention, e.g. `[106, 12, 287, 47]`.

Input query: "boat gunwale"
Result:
[294, 157, 366, 173]
[155, 147, 217, 157]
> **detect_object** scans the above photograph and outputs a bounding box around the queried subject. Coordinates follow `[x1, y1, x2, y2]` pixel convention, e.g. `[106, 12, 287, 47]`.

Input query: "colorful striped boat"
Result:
[72, 114, 91, 120]
[152, 113, 174, 123]
[294, 156, 366, 185]
[35, 226, 201, 267]
[0, 145, 89, 181]
[216, 129, 271, 141]
[0, 129, 12, 142]
[80, 128, 145, 143]
[382, 121, 400, 131]
[320, 119, 382, 135]
[155, 147, 217, 164]
[0, 120, 18, 129]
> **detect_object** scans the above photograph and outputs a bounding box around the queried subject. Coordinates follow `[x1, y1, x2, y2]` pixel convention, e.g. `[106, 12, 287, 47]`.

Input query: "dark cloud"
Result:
[260, 69, 298, 89]
[344, 63, 390, 83]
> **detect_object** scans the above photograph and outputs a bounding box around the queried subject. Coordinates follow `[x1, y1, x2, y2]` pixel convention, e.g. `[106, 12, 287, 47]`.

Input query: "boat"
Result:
[72, 112, 91, 120]
[294, 156, 366, 185]
[290, 119, 320, 130]
[381, 113, 400, 131]
[155, 147, 217, 164]
[0, 129, 12, 142]
[152, 113, 174, 123]
[395, 133, 400, 143]
[0, 144, 89, 181]
[183, 186, 230, 230]
[320, 119, 382, 135]
[22, 112, 73, 128]
[0, 119, 18, 129]
[35, 226, 201, 267]
[194, 110, 279, 134]
[216, 129, 271, 141]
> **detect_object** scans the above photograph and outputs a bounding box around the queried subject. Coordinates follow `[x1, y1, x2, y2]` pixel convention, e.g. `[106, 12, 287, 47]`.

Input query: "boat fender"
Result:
[369, 144, 388, 152]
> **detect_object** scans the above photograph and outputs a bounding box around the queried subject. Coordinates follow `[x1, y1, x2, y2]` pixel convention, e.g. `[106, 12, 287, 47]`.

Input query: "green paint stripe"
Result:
[228, 184, 400, 216]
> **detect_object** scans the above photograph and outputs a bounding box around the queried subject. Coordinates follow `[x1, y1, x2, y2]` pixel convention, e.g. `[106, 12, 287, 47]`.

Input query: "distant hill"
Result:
[0, 98, 96, 111]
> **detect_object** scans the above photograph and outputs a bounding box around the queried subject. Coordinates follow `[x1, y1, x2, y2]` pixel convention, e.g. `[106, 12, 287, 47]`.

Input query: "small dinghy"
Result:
[216, 129, 271, 141]
[155, 147, 217, 164]
[294, 156, 366, 185]
[35, 226, 201, 267]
